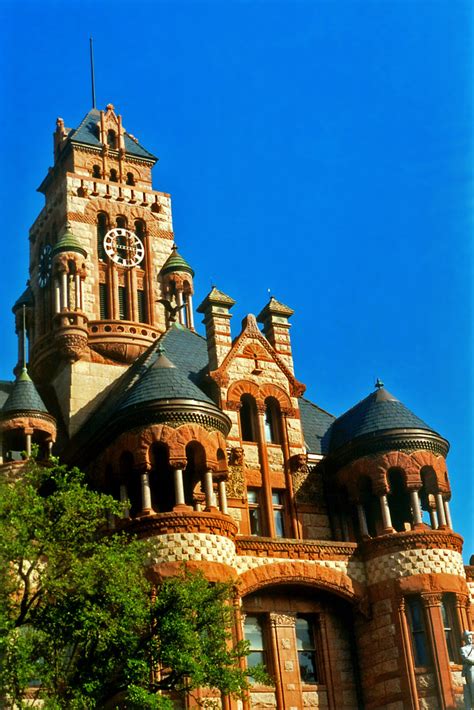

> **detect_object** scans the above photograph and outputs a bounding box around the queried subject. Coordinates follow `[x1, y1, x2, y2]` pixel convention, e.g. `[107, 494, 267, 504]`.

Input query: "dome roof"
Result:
[329, 384, 441, 453]
[160, 244, 194, 277]
[52, 225, 87, 257]
[117, 347, 214, 412]
[1, 369, 49, 416]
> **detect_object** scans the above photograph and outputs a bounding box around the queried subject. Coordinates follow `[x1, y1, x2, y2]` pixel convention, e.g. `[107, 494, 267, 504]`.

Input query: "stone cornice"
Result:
[329, 429, 449, 468]
[361, 529, 463, 561]
[235, 536, 359, 561]
[123, 510, 238, 540]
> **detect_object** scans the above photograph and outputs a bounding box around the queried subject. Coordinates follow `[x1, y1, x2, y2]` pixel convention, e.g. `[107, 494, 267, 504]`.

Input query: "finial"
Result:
[171, 243, 178, 252]
[375, 378, 384, 390]
[156, 343, 165, 356]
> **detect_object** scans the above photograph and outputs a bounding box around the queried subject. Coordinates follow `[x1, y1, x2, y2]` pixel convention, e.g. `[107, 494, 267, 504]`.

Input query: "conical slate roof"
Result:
[12, 284, 33, 312]
[160, 245, 195, 277]
[1, 369, 49, 416]
[329, 385, 440, 452]
[117, 347, 214, 413]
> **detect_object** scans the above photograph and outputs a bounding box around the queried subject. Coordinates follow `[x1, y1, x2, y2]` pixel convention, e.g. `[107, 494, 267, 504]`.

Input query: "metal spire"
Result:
[89, 37, 96, 109]
[22, 304, 27, 370]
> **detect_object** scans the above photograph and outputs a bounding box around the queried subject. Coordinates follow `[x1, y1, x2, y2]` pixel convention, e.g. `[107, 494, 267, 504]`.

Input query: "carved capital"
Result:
[170, 459, 187, 470]
[421, 592, 443, 608]
[289, 453, 308, 473]
[269, 612, 297, 628]
[225, 400, 242, 412]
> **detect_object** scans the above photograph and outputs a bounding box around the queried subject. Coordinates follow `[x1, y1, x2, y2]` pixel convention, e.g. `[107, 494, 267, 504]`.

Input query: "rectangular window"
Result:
[406, 598, 431, 667]
[137, 289, 147, 323]
[272, 491, 285, 538]
[118, 286, 128, 320]
[441, 596, 457, 663]
[248, 489, 262, 536]
[296, 616, 319, 684]
[99, 283, 109, 319]
[244, 615, 266, 677]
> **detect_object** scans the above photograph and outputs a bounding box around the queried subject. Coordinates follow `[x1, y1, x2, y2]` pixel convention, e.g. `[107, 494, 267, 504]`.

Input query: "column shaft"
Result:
[410, 490, 423, 526]
[379, 493, 393, 531]
[140, 471, 152, 512]
[218, 480, 228, 514]
[356, 503, 369, 537]
[119, 484, 130, 518]
[429, 507, 438, 529]
[444, 500, 453, 529]
[61, 272, 68, 310]
[173, 467, 185, 506]
[25, 432, 32, 458]
[435, 493, 447, 527]
[203, 469, 214, 510]
[187, 294, 195, 329]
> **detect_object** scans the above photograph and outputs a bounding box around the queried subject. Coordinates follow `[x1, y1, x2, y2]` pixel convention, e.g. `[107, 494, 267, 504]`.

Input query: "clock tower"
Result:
[24, 103, 195, 435]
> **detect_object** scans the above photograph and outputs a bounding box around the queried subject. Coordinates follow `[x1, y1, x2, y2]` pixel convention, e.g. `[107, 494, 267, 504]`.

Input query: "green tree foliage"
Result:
[0, 461, 265, 709]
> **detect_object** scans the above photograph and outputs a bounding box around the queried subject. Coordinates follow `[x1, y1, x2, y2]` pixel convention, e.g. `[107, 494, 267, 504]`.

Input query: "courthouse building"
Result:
[0, 103, 472, 709]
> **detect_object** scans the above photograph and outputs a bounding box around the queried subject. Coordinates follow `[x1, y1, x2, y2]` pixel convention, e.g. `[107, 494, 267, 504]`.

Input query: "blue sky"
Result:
[0, 0, 472, 554]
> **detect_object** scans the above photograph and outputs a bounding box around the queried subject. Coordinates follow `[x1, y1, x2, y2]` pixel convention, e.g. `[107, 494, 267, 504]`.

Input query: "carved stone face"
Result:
[230, 447, 244, 466]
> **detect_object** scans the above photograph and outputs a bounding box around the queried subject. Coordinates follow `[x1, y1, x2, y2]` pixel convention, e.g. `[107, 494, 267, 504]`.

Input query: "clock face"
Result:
[38, 244, 52, 288]
[103, 228, 145, 267]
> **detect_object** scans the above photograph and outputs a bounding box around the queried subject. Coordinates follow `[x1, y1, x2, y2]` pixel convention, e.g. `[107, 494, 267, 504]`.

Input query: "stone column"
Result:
[269, 612, 298, 710]
[119, 484, 130, 518]
[379, 493, 394, 532]
[25, 431, 32, 458]
[47, 440, 53, 458]
[74, 274, 82, 310]
[421, 592, 456, 709]
[54, 278, 61, 313]
[356, 503, 369, 538]
[435, 493, 447, 527]
[409, 489, 423, 526]
[0, 434, 3, 465]
[397, 597, 421, 710]
[218, 479, 228, 514]
[203, 469, 214, 510]
[60, 271, 68, 310]
[444, 500, 453, 529]
[187, 293, 195, 329]
[176, 291, 184, 325]
[429, 504, 438, 529]
[173, 466, 186, 507]
[140, 468, 153, 514]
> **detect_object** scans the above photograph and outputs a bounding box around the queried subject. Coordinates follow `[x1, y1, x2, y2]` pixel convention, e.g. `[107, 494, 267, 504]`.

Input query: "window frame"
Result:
[295, 615, 320, 685]
[247, 488, 263, 536]
[406, 597, 431, 668]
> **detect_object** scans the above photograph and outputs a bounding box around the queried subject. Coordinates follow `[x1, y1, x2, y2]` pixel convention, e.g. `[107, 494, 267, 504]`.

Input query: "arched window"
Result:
[387, 468, 412, 532]
[107, 129, 117, 149]
[92, 164, 101, 178]
[109, 168, 118, 182]
[116, 216, 127, 229]
[149, 443, 173, 513]
[134, 219, 145, 239]
[239, 394, 258, 442]
[97, 213, 108, 261]
[264, 397, 281, 444]
[126, 172, 135, 185]
[358, 476, 380, 538]
[119, 451, 140, 517]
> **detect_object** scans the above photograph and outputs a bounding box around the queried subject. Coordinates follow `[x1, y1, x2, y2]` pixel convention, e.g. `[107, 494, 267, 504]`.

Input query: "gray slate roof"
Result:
[298, 397, 335, 455]
[69, 108, 156, 161]
[13, 284, 34, 312]
[118, 347, 214, 412]
[1, 370, 49, 415]
[329, 387, 439, 452]
[0, 381, 13, 410]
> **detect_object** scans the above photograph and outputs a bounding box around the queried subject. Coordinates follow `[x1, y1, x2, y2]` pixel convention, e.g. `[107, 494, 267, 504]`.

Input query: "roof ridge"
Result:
[298, 396, 336, 420]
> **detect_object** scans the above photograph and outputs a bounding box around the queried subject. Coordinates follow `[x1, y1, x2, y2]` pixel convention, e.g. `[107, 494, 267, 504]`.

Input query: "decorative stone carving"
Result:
[229, 447, 244, 466]
[55, 332, 88, 361]
[461, 630, 474, 710]
[269, 612, 297, 627]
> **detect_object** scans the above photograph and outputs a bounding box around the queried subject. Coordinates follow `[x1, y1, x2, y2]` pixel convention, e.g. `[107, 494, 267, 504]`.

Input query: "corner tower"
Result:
[22, 104, 191, 435]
